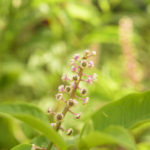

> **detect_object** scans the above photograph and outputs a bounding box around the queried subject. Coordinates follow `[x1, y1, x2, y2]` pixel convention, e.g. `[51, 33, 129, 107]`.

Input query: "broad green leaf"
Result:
[0, 114, 18, 149]
[80, 120, 94, 138]
[0, 103, 67, 150]
[104, 126, 136, 149]
[20, 123, 38, 139]
[0, 103, 48, 123]
[31, 135, 50, 147]
[132, 122, 150, 140]
[11, 144, 32, 150]
[92, 91, 150, 131]
[79, 126, 136, 150]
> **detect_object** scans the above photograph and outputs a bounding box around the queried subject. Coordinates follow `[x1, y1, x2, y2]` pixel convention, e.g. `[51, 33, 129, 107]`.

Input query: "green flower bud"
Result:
[66, 128, 73, 135]
[56, 113, 64, 121]
[81, 60, 88, 68]
[65, 85, 72, 93]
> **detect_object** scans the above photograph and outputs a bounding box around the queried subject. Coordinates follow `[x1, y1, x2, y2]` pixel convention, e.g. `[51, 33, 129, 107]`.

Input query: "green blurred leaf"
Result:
[66, 2, 100, 25]
[11, 144, 32, 150]
[79, 126, 136, 149]
[0, 114, 18, 149]
[80, 120, 94, 138]
[92, 91, 150, 131]
[31, 135, 49, 147]
[83, 26, 119, 44]
[0, 103, 67, 150]
[137, 142, 150, 150]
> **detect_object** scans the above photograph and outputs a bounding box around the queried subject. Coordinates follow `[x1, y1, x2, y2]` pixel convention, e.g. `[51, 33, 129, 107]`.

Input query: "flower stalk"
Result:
[46, 50, 97, 150]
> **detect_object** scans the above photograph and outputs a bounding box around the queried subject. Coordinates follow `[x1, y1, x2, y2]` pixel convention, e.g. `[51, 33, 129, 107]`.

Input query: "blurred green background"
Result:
[0, 0, 150, 149]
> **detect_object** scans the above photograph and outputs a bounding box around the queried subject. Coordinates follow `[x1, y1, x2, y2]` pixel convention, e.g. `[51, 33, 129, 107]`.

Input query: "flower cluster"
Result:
[47, 50, 97, 138]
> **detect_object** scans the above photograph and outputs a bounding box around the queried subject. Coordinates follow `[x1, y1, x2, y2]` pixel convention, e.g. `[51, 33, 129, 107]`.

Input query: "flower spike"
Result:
[46, 49, 97, 150]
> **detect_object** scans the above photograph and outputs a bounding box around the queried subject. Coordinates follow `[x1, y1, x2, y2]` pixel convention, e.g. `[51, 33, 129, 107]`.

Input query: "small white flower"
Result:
[93, 73, 97, 81]
[81, 60, 88, 68]
[50, 123, 57, 128]
[83, 97, 89, 104]
[56, 93, 63, 101]
[75, 112, 81, 119]
[58, 85, 65, 92]
[66, 128, 73, 135]
[65, 85, 72, 93]
[62, 74, 70, 81]
[88, 61, 94, 68]
[71, 66, 78, 72]
[92, 51, 96, 55]
[47, 108, 52, 114]
[73, 54, 80, 61]
[67, 99, 78, 107]
[84, 49, 90, 55]
[72, 75, 79, 81]
[81, 88, 88, 96]
[56, 113, 64, 121]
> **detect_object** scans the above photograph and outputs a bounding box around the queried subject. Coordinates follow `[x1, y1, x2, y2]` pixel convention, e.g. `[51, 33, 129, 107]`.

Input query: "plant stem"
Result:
[47, 68, 83, 150]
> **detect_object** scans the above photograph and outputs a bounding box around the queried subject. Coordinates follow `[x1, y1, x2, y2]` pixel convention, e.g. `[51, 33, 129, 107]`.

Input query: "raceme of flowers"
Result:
[32, 50, 97, 150]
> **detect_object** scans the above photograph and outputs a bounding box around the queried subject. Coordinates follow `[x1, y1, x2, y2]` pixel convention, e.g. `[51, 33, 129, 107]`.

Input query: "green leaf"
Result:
[13, 136, 49, 150]
[83, 26, 119, 44]
[66, 2, 100, 25]
[79, 126, 136, 150]
[30, 135, 50, 147]
[0, 114, 18, 149]
[11, 144, 32, 150]
[137, 142, 150, 150]
[80, 120, 94, 138]
[0, 103, 67, 150]
[0, 103, 48, 122]
[92, 91, 150, 131]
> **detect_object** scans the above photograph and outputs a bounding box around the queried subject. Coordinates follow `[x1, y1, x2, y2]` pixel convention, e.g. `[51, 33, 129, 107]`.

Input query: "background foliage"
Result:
[0, 0, 150, 149]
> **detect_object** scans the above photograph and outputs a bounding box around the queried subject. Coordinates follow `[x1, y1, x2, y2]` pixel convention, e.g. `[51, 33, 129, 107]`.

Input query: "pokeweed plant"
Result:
[32, 50, 97, 150]
[1, 51, 150, 150]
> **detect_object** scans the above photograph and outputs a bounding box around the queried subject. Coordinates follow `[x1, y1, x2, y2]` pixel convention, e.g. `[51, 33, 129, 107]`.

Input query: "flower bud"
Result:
[47, 108, 56, 116]
[88, 61, 94, 68]
[47, 108, 53, 114]
[92, 51, 96, 55]
[56, 93, 63, 101]
[93, 73, 97, 81]
[84, 49, 90, 56]
[58, 85, 65, 92]
[87, 76, 93, 84]
[67, 99, 78, 107]
[72, 75, 79, 81]
[56, 113, 64, 121]
[50, 123, 57, 128]
[62, 74, 70, 81]
[75, 112, 81, 119]
[73, 54, 80, 61]
[65, 85, 72, 93]
[66, 128, 73, 135]
[71, 66, 78, 72]
[81, 88, 88, 96]
[83, 97, 89, 104]
[81, 60, 88, 68]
